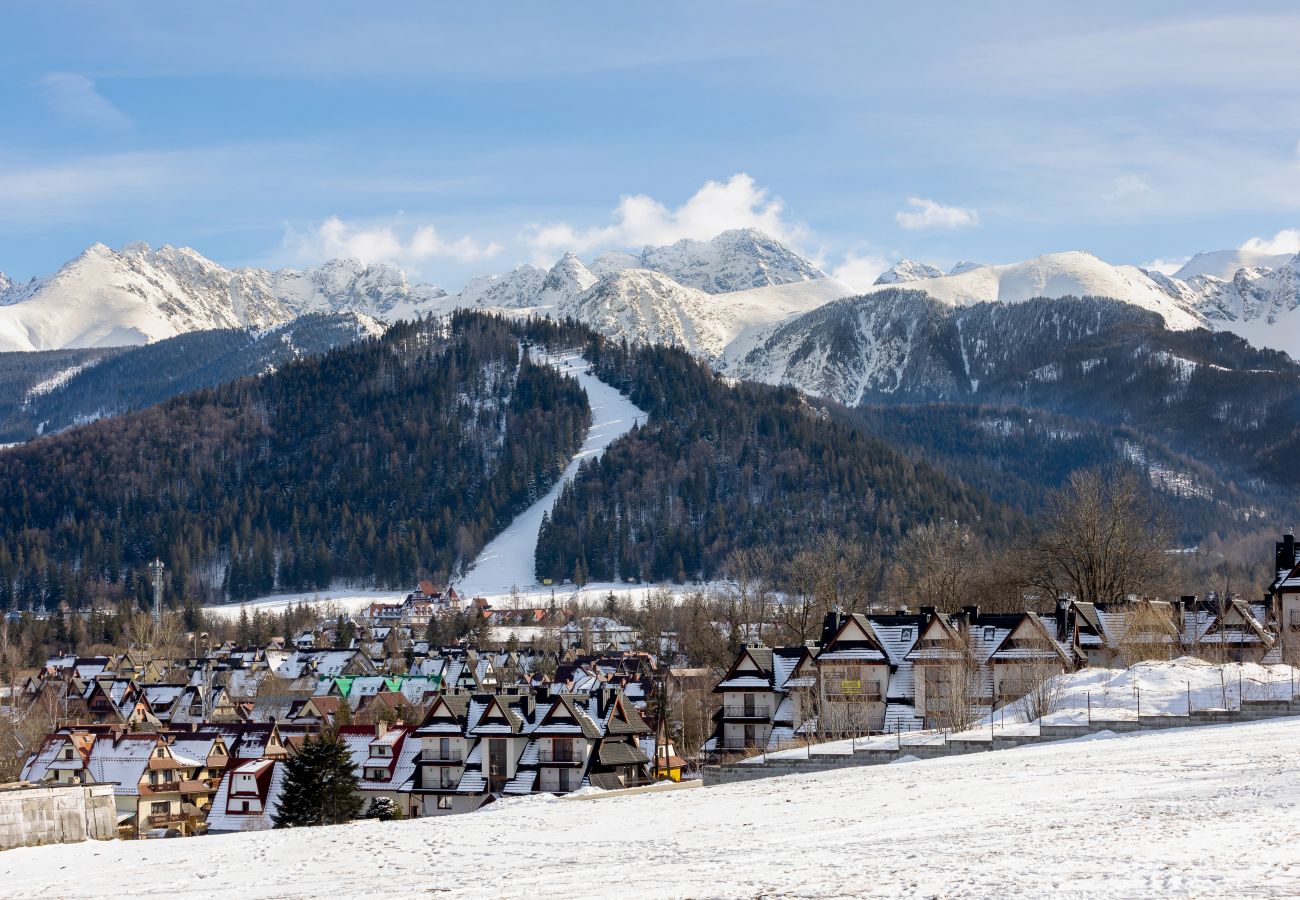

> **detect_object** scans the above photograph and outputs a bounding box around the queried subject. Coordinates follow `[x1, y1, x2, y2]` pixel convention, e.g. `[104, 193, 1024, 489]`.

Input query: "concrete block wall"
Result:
[0, 782, 117, 851]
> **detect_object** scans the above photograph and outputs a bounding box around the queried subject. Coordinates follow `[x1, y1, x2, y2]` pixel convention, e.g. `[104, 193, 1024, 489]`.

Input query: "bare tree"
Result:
[891, 520, 981, 612]
[1017, 467, 1172, 607]
[1115, 601, 1179, 667]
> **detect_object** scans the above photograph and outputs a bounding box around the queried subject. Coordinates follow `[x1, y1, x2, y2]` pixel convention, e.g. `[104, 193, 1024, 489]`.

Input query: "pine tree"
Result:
[272, 732, 361, 828]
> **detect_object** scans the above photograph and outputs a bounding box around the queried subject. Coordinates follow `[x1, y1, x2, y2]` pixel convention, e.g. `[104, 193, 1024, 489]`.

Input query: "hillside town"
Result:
[2, 533, 1297, 846]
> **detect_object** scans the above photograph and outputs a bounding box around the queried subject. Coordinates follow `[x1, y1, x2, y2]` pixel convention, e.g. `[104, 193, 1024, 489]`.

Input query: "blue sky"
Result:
[2, 1, 1298, 288]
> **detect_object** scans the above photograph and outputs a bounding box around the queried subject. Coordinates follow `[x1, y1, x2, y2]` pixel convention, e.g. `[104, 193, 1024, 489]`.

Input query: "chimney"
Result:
[919, 605, 936, 619]
[1284, 533, 1297, 571]
[376, 720, 387, 738]
[1054, 597, 1068, 639]
[962, 605, 979, 624]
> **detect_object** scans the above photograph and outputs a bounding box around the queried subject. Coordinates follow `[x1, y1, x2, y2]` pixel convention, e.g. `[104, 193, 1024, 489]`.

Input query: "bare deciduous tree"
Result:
[1017, 467, 1172, 607]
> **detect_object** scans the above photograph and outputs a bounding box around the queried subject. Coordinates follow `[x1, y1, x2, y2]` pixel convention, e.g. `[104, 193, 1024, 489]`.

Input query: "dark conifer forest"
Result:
[0, 313, 589, 610]
[529, 322, 1017, 585]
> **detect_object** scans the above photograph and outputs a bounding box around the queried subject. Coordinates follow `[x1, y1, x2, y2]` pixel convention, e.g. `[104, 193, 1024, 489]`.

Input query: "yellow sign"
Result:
[841, 679, 862, 694]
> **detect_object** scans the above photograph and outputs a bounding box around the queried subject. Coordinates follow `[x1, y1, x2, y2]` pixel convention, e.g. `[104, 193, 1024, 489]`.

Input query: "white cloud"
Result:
[895, 197, 979, 230]
[1142, 256, 1190, 277]
[36, 73, 130, 130]
[1240, 228, 1300, 256]
[525, 173, 803, 263]
[1103, 175, 1154, 202]
[831, 251, 890, 291]
[287, 216, 502, 270]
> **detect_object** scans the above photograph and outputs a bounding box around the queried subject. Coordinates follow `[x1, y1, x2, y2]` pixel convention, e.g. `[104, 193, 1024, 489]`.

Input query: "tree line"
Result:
[0, 313, 590, 610]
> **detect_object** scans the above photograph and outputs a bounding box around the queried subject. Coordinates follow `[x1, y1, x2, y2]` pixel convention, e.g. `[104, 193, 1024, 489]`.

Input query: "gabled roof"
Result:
[815, 614, 890, 664]
[714, 645, 776, 692]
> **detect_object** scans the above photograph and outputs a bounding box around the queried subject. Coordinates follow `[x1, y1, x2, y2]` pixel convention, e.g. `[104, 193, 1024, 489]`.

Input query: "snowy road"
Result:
[455, 352, 647, 598]
[6, 715, 1300, 897]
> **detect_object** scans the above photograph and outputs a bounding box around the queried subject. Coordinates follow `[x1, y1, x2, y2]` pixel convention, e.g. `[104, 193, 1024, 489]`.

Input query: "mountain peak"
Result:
[874, 259, 943, 285]
[637, 229, 823, 293]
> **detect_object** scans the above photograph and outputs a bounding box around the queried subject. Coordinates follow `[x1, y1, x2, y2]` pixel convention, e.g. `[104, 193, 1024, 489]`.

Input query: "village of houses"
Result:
[4, 533, 1300, 850]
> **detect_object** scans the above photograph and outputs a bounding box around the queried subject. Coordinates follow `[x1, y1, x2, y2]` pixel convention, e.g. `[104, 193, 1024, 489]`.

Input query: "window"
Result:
[156, 748, 166, 758]
[552, 738, 573, 763]
[900, 627, 913, 641]
[150, 801, 170, 815]
[440, 768, 455, 789]
[62, 747, 74, 760]
[983, 626, 996, 641]
[437, 796, 453, 810]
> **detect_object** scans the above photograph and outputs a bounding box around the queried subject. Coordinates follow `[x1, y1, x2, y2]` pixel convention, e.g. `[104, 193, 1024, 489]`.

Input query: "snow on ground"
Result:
[201, 589, 405, 621]
[7, 715, 1300, 897]
[761, 658, 1300, 759]
[454, 351, 647, 598]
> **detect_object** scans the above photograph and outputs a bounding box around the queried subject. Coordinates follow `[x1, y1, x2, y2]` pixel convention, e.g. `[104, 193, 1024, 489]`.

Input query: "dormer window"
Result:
[983, 626, 995, 641]
[900, 627, 913, 641]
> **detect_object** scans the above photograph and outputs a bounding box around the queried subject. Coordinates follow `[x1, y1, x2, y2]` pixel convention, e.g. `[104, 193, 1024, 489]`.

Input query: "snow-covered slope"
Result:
[564, 269, 851, 364]
[0, 243, 287, 351]
[874, 259, 943, 284]
[456, 265, 548, 310]
[862, 251, 1204, 331]
[1182, 256, 1300, 357]
[636, 227, 825, 293]
[0, 242, 448, 353]
[8, 712, 1300, 898]
[456, 353, 647, 597]
[867, 248, 1300, 357]
[1175, 247, 1296, 281]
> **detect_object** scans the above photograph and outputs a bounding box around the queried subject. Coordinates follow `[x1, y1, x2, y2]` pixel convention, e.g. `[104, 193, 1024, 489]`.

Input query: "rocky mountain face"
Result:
[859, 249, 1300, 358]
[0, 242, 446, 352]
[874, 259, 944, 284]
[635, 228, 825, 292]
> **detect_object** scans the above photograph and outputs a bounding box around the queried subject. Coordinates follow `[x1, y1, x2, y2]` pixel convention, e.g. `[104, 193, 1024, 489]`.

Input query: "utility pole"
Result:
[150, 558, 166, 630]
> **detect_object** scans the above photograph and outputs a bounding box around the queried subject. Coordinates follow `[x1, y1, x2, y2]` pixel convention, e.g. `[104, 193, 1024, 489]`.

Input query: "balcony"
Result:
[538, 748, 583, 766]
[721, 704, 770, 720]
[420, 749, 464, 764]
[138, 781, 182, 796]
[146, 812, 190, 828]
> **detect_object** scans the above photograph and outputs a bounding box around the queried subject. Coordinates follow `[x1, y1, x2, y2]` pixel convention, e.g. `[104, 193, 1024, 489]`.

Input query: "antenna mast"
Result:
[149, 558, 166, 629]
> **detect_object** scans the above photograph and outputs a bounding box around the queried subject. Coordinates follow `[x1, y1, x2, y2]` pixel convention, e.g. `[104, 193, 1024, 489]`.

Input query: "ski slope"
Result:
[6, 715, 1300, 897]
[455, 352, 647, 598]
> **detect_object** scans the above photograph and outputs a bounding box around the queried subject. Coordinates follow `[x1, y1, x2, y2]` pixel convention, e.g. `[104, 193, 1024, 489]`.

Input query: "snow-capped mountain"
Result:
[456, 264, 547, 310]
[540, 252, 599, 305]
[874, 259, 944, 284]
[730, 287, 1294, 408]
[1174, 248, 1296, 281]
[1183, 256, 1300, 355]
[598, 228, 825, 293]
[861, 251, 1204, 332]
[867, 248, 1300, 357]
[0, 242, 447, 352]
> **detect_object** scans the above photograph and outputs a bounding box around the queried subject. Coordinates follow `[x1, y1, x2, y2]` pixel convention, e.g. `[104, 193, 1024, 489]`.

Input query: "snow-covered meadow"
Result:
[5, 714, 1300, 897]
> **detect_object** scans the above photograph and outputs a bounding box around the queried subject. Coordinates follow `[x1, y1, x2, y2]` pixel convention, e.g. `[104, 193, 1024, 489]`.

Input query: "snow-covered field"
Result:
[455, 352, 647, 597]
[761, 658, 1300, 759]
[201, 589, 406, 621]
[6, 715, 1300, 897]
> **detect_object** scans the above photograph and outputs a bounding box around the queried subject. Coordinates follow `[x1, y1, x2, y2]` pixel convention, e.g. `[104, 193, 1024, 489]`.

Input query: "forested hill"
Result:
[526, 321, 1019, 585]
[0, 313, 590, 611]
[0, 313, 381, 442]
